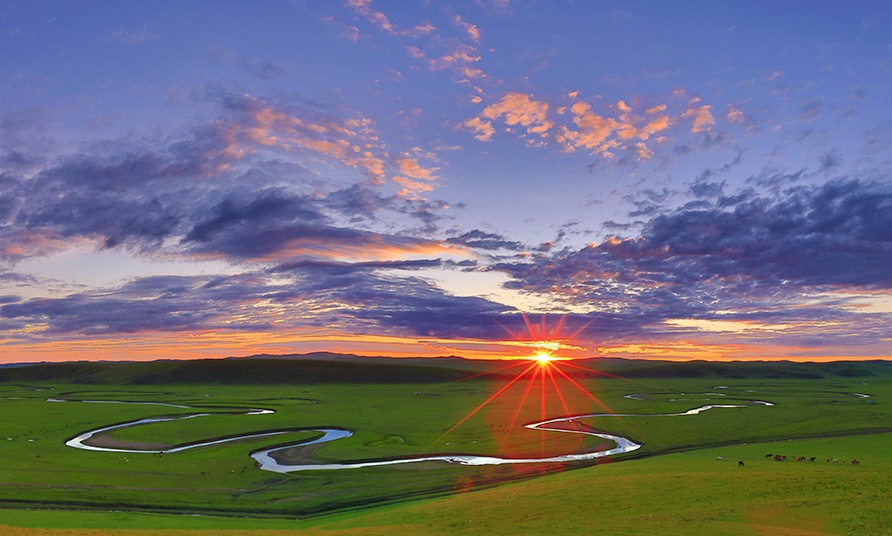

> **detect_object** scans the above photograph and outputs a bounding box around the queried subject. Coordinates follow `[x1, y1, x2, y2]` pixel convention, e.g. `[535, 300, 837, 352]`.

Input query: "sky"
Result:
[2, 0, 892, 363]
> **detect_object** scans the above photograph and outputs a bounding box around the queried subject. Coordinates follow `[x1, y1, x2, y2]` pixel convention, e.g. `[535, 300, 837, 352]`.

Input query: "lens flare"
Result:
[429, 315, 626, 462]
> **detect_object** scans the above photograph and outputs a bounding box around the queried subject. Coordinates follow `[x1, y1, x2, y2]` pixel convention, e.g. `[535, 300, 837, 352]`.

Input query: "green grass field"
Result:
[0, 358, 890, 534]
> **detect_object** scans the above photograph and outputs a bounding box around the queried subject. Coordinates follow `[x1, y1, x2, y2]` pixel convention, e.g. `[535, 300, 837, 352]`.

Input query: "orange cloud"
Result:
[453, 14, 481, 41]
[349, 1, 487, 99]
[392, 152, 439, 197]
[230, 96, 439, 196]
[245, 104, 387, 184]
[1, 230, 80, 261]
[683, 98, 715, 132]
[348, 0, 434, 37]
[393, 176, 435, 198]
[726, 105, 746, 124]
[471, 91, 715, 160]
[462, 116, 496, 141]
[639, 114, 671, 139]
[558, 101, 616, 154]
[254, 234, 459, 263]
[478, 92, 553, 139]
[396, 154, 437, 180]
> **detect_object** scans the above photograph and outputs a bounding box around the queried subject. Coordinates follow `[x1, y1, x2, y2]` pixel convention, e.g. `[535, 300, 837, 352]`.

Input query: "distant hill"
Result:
[572, 358, 892, 380]
[0, 357, 476, 385]
[0, 353, 889, 385]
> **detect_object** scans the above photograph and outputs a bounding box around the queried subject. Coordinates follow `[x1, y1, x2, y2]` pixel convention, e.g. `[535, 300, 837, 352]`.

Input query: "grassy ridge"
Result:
[1, 355, 890, 385]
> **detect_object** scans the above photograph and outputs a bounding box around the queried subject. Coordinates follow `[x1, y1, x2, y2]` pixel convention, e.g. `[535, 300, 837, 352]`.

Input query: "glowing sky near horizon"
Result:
[2, 1, 892, 362]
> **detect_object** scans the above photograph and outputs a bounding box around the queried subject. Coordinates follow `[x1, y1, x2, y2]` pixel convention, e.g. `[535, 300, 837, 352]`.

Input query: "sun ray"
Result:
[428, 361, 539, 450]
[539, 359, 547, 457]
[550, 362, 614, 413]
[495, 319, 524, 341]
[544, 362, 573, 418]
[522, 313, 540, 341]
[450, 359, 531, 383]
[564, 316, 596, 341]
[509, 364, 541, 428]
[558, 359, 625, 379]
[544, 362, 586, 451]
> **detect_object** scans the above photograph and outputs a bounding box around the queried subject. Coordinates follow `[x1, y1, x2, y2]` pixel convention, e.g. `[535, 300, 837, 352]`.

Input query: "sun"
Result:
[534, 352, 553, 364]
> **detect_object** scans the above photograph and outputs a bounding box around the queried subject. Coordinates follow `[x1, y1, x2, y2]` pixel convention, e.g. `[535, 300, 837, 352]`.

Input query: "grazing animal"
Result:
[738, 460, 745, 467]
[716, 456, 723, 461]
[796, 457, 805, 461]
[852, 459, 860, 465]
[774, 455, 785, 462]
[808, 457, 815, 462]
[765, 453, 773, 460]
[830, 458, 838, 463]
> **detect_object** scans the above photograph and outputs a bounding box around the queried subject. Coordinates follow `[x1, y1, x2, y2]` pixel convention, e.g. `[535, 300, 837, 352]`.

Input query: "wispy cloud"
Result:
[347, 0, 487, 96]
[222, 92, 440, 197]
[347, 0, 436, 37]
[108, 26, 155, 44]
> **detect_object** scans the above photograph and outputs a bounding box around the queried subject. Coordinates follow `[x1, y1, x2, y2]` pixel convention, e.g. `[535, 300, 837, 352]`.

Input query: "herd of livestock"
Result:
[715, 454, 861, 466]
[764, 453, 860, 464]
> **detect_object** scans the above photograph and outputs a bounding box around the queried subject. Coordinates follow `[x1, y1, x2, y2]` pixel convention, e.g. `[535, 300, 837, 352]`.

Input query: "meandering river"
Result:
[56, 393, 788, 472]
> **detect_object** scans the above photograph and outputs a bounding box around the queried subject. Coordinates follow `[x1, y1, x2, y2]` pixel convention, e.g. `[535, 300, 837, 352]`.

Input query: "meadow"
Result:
[0, 357, 889, 534]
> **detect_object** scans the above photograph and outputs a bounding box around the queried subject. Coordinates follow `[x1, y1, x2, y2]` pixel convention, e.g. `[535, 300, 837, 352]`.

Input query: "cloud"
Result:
[819, 150, 842, 172]
[1, 275, 233, 335]
[0, 230, 79, 261]
[1, 264, 513, 342]
[726, 104, 746, 124]
[467, 91, 720, 162]
[491, 179, 892, 345]
[558, 101, 617, 154]
[227, 94, 389, 184]
[798, 99, 823, 122]
[184, 219, 455, 263]
[182, 190, 327, 244]
[0, 91, 454, 266]
[347, 0, 435, 38]
[461, 116, 495, 141]
[347, 0, 487, 97]
[446, 230, 524, 251]
[682, 98, 715, 133]
[222, 93, 440, 197]
[689, 180, 726, 199]
[452, 14, 481, 41]
[479, 93, 552, 139]
[109, 26, 154, 44]
[273, 258, 444, 275]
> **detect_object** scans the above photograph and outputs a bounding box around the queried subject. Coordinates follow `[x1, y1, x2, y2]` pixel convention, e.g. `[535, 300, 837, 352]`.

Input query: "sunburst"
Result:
[429, 315, 620, 459]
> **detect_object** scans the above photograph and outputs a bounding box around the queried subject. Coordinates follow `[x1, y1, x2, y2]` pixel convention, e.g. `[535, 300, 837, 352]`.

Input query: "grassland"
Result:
[0, 357, 889, 534]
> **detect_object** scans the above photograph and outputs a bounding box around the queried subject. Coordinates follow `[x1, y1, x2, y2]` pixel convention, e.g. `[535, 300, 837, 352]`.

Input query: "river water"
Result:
[61, 398, 778, 472]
